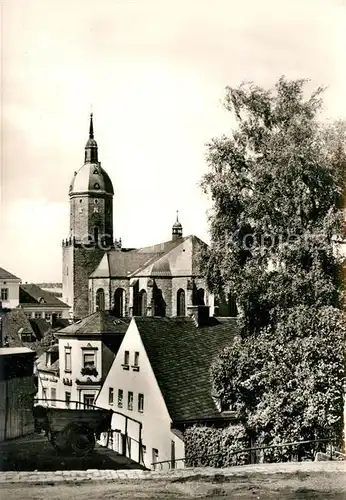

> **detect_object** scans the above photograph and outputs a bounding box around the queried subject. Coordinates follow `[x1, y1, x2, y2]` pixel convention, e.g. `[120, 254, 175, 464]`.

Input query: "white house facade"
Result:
[96, 308, 239, 470]
[0, 267, 21, 309]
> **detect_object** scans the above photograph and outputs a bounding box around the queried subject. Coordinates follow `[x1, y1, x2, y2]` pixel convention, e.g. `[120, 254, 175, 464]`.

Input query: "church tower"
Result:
[62, 114, 114, 320]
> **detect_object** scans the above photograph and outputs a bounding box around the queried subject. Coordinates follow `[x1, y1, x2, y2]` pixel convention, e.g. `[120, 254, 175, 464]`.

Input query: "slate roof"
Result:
[57, 311, 130, 337]
[19, 284, 70, 308]
[134, 316, 239, 422]
[29, 318, 52, 340]
[0, 267, 20, 280]
[90, 236, 195, 278]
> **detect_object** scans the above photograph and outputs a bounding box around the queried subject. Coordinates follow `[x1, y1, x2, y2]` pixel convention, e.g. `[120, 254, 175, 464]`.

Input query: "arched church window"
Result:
[176, 289, 185, 317]
[94, 183, 100, 189]
[96, 288, 105, 311]
[114, 288, 125, 318]
[153, 286, 166, 317]
[138, 290, 147, 316]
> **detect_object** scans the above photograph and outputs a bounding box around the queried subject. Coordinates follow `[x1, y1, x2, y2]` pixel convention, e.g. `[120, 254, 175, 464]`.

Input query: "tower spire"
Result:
[84, 113, 98, 163]
[172, 210, 183, 240]
[89, 113, 94, 139]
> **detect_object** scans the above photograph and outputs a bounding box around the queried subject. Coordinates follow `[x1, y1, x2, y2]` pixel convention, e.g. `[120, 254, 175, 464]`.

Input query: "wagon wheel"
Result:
[65, 423, 96, 456]
[50, 431, 69, 453]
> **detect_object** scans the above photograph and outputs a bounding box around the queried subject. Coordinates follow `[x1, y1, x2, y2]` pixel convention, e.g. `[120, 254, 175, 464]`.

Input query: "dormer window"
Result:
[39, 297, 46, 304]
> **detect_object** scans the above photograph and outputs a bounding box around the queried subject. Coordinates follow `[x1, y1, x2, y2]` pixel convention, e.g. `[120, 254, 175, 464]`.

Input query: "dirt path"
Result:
[3, 471, 346, 499]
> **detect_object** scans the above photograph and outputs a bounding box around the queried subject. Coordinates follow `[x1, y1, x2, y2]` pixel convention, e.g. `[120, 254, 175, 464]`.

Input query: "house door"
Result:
[121, 433, 127, 455]
[83, 394, 95, 409]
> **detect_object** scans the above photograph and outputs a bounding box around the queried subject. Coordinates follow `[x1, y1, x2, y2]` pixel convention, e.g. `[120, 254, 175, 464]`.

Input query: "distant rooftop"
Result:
[0, 267, 20, 280]
[0, 347, 34, 356]
[20, 284, 69, 308]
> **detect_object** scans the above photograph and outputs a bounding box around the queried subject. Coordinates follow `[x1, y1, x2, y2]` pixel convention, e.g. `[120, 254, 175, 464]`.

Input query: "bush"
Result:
[184, 424, 250, 467]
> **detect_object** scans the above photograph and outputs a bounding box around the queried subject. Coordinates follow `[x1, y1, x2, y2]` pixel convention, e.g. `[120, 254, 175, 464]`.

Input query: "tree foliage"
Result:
[199, 77, 346, 452]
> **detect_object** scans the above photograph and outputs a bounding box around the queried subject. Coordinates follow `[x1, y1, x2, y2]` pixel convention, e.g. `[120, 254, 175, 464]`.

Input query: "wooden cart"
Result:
[33, 401, 113, 456]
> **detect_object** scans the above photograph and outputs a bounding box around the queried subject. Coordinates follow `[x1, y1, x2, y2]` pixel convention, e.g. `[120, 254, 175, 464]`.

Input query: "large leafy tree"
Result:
[200, 77, 346, 451]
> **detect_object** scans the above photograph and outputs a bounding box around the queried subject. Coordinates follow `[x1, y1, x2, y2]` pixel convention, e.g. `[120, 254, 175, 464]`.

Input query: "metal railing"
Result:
[151, 438, 339, 471]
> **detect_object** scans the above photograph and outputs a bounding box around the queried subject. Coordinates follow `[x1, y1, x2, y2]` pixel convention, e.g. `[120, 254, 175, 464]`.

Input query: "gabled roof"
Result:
[29, 318, 52, 340]
[57, 310, 130, 337]
[136, 235, 207, 277]
[0, 267, 20, 280]
[19, 284, 70, 308]
[133, 316, 239, 422]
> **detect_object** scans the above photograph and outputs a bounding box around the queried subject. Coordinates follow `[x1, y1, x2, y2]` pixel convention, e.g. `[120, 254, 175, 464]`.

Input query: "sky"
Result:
[1, 0, 346, 282]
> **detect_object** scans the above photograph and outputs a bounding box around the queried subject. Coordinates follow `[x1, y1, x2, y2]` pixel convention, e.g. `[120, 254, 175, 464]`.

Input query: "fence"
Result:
[151, 438, 340, 471]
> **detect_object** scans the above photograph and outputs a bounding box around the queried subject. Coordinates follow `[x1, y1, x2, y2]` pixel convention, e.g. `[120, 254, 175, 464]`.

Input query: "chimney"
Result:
[187, 305, 210, 327]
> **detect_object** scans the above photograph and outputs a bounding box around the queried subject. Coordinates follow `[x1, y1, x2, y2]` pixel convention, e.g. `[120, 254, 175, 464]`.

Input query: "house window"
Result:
[1, 288, 8, 300]
[51, 387, 56, 406]
[84, 394, 95, 409]
[45, 312, 51, 321]
[127, 391, 133, 411]
[109, 387, 114, 405]
[35, 312, 42, 319]
[64, 347, 71, 372]
[138, 393, 144, 413]
[65, 391, 71, 408]
[83, 352, 95, 368]
[124, 350, 129, 365]
[118, 389, 123, 408]
[42, 387, 47, 400]
[57, 313, 62, 319]
[134, 352, 139, 367]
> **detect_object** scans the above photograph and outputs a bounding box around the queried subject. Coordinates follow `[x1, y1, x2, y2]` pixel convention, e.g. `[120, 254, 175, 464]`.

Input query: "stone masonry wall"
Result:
[73, 246, 105, 319]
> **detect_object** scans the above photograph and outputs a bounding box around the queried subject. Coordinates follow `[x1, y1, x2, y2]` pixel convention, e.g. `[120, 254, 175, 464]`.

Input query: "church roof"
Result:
[0, 267, 20, 280]
[133, 316, 239, 422]
[90, 235, 207, 279]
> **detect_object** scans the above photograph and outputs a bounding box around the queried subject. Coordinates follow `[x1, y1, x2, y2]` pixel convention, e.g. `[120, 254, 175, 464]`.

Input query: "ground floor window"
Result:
[65, 391, 71, 408]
